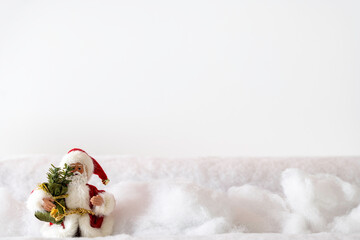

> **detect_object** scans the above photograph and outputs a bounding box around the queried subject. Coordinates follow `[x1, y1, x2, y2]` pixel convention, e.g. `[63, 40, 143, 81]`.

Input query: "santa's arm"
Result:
[93, 192, 115, 216]
[26, 188, 52, 213]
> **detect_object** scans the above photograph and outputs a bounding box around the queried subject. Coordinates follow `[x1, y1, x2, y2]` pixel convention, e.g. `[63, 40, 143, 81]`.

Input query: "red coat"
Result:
[87, 184, 105, 228]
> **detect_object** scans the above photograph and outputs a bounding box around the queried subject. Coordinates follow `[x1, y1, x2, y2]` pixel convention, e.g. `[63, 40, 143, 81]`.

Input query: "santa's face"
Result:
[70, 162, 84, 174]
[69, 162, 88, 186]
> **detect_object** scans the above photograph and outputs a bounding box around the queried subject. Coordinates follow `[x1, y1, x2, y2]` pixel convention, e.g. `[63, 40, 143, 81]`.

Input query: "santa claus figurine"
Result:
[27, 148, 116, 237]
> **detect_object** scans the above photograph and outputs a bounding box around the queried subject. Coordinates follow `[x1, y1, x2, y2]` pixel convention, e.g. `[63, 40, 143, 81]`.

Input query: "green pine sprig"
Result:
[46, 164, 74, 186]
[60, 163, 74, 185]
[35, 163, 74, 224]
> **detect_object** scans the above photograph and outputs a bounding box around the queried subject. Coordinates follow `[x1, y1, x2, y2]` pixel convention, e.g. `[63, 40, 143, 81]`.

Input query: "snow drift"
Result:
[1, 156, 360, 239]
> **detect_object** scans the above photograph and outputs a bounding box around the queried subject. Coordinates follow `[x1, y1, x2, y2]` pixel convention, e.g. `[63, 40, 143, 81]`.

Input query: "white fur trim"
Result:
[27, 188, 52, 213]
[41, 214, 79, 238]
[93, 192, 116, 216]
[59, 151, 94, 180]
[40, 212, 114, 237]
[79, 214, 114, 237]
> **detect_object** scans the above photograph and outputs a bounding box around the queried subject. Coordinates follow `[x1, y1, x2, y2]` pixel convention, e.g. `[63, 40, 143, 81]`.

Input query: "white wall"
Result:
[0, 0, 359, 157]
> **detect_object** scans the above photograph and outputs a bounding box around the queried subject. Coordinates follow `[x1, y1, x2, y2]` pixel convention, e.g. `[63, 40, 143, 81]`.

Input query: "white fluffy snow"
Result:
[1, 156, 360, 239]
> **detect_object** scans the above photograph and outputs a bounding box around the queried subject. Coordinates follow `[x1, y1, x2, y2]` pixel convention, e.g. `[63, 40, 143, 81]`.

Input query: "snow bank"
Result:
[282, 168, 360, 233]
[0, 156, 360, 239]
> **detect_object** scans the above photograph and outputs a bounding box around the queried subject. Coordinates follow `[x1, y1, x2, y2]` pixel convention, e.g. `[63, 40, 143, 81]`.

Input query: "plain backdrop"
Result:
[0, 0, 359, 157]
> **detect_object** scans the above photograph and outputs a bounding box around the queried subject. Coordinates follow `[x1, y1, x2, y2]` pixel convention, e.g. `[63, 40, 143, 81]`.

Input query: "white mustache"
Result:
[69, 171, 87, 185]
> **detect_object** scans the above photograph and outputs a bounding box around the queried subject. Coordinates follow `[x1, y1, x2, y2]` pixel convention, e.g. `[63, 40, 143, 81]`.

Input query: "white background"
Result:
[0, 0, 359, 157]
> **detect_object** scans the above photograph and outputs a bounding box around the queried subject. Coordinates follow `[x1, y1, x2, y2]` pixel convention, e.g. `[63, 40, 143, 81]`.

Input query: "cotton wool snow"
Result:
[2, 156, 360, 239]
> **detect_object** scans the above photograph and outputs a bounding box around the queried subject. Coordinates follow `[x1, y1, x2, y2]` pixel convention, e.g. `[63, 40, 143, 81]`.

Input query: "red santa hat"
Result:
[59, 148, 110, 185]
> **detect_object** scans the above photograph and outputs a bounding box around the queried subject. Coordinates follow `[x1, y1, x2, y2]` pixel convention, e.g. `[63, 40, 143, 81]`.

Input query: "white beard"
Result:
[65, 172, 90, 210]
